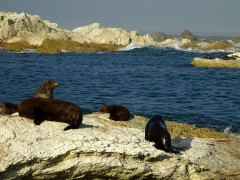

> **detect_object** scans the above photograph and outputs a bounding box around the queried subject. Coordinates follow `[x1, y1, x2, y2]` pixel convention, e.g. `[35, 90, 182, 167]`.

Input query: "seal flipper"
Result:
[33, 108, 44, 125]
[64, 125, 79, 131]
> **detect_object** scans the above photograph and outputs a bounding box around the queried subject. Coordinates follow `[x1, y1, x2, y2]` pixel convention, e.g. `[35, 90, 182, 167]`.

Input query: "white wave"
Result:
[173, 39, 181, 50]
[223, 126, 240, 139]
[24, 49, 37, 53]
[61, 49, 71, 53]
[119, 43, 145, 51]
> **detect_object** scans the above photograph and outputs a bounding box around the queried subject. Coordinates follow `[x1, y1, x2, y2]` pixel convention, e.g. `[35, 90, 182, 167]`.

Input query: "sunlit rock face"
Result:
[192, 52, 240, 68]
[0, 112, 240, 179]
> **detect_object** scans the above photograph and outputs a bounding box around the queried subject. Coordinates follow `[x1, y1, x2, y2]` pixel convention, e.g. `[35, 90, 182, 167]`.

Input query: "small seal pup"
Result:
[98, 105, 131, 121]
[35, 80, 60, 98]
[0, 102, 18, 115]
[18, 97, 82, 131]
[145, 114, 178, 153]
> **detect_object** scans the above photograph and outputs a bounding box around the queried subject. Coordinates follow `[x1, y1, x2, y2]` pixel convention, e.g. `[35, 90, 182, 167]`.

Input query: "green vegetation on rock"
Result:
[1, 16, 4, 21]
[8, 19, 15, 25]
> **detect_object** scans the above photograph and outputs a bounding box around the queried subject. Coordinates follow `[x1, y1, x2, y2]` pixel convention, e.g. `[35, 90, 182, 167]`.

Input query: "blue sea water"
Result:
[0, 44, 239, 136]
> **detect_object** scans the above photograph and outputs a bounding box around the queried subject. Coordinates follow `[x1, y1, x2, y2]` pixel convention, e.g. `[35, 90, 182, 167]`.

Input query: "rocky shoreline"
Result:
[192, 52, 240, 68]
[0, 113, 239, 179]
[1, 11, 240, 53]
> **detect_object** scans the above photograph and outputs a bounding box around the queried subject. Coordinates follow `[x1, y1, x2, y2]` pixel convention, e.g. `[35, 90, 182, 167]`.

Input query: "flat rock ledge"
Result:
[0, 113, 240, 179]
[192, 52, 240, 68]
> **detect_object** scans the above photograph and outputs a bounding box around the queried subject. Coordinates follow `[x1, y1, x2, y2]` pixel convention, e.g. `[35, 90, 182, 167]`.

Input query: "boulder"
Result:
[151, 32, 176, 42]
[72, 23, 131, 45]
[205, 41, 232, 50]
[191, 52, 240, 68]
[0, 113, 239, 179]
[233, 36, 240, 43]
[181, 30, 197, 41]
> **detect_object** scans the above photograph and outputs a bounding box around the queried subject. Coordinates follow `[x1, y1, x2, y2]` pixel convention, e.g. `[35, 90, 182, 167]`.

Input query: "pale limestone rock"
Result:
[72, 23, 131, 45]
[129, 31, 159, 46]
[0, 113, 239, 179]
[191, 52, 240, 68]
[158, 39, 175, 46]
[196, 41, 211, 48]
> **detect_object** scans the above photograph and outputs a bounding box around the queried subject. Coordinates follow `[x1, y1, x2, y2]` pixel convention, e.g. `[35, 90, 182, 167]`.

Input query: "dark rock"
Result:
[233, 37, 240, 43]
[181, 30, 197, 41]
[151, 32, 176, 42]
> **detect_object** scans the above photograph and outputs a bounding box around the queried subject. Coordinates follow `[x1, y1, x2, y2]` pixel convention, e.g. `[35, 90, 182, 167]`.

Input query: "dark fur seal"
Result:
[18, 97, 82, 130]
[98, 105, 131, 121]
[35, 80, 59, 98]
[204, 54, 212, 59]
[219, 56, 236, 60]
[0, 102, 18, 115]
[0, 80, 59, 115]
[145, 114, 178, 153]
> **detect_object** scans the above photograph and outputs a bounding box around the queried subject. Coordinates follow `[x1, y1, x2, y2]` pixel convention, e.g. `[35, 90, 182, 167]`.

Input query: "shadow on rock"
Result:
[172, 137, 194, 152]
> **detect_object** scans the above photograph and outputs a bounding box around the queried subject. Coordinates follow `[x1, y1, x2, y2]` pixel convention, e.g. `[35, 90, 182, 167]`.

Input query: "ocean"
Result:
[0, 42, 239, 137]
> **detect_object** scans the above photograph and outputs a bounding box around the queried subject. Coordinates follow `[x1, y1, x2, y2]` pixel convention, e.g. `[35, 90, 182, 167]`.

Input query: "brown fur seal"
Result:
[18, 97, 82, 130]
[98, 105, 131, 121]
[35, 80, 59, 98]
[219, 56, 236, 60]
[0, 80, 59, 115]
[145, 114, 179, 153]
[0, 102, 18, 115]
[204, 54, 212, 59]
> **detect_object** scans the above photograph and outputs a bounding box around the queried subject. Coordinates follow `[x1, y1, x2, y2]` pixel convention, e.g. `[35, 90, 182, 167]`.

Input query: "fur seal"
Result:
[145, 114, 178, 153]
[0, 102, 18, 115]
[219, 56, 236, 60]
[204, 54, 212, 59]
[18, 97, 82, 130]
[0, 80, 59, 115]
[98, 105, 131, 121]
[35, 80, 59, 98]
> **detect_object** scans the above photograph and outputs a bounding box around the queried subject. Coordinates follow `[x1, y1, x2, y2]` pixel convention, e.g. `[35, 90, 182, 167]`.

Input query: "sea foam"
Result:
[119, 43, 145, 51]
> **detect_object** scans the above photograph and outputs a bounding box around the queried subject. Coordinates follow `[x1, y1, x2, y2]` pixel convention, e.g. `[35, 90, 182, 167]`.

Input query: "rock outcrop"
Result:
[0, 113, 239, 179]
[191, 52, 240, 68]
[1, 11, 239, 53]
[151, 32, 176, 42]
[0, 12, 158, 53]
[181, 30, 197, 41]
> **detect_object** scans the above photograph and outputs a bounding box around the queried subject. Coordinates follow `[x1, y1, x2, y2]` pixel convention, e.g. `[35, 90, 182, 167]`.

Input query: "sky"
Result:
[1, 0, 240, 36]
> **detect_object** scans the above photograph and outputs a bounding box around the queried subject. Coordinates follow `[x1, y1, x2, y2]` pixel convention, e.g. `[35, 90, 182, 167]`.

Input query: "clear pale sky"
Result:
[1, 0, 240, 36]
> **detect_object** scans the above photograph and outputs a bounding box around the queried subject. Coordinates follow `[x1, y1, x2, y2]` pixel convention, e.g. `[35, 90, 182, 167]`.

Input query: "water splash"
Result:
[223, 126, 240, 139]
[173, 39, 181, 50]
[119, 43, 144, 51]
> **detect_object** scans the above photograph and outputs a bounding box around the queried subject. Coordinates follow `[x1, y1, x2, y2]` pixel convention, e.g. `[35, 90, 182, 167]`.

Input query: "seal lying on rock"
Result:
[35, 80, 59, 98]
[0, 102, 18, 115]
[0, 80, 59, 115]
[219, 56, 237, 60]
[98, 105, 131, 121]
[204, 54, 212, 59]
[18, 97, 82, 130]
[145, 114, 179, 153]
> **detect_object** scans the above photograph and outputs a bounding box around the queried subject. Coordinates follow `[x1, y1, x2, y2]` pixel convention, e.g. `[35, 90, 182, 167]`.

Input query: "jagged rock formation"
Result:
[0, 113, 239, 179]
[0, 11, 239, 53]
[151, 32, 176, 42]
[192, 52, 240, 68]
[181, 30, 197, 41]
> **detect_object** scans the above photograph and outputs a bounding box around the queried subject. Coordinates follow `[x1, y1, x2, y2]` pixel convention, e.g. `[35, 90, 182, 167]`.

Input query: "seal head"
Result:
[0, 102, 18, 115]
[35, 80, 59, 99]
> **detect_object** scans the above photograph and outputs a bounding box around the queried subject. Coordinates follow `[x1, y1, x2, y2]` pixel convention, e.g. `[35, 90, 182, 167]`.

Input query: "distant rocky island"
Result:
[1, 11, 240, 53]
